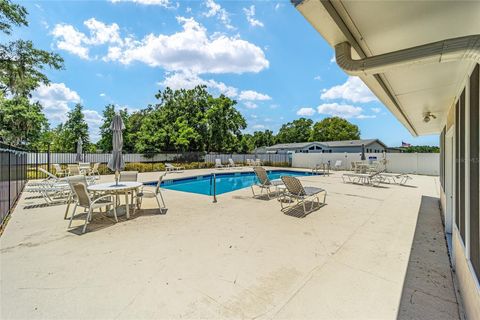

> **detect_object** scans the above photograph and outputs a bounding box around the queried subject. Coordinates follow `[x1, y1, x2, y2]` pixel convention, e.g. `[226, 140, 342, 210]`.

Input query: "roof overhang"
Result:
[293, 0, 480, 136]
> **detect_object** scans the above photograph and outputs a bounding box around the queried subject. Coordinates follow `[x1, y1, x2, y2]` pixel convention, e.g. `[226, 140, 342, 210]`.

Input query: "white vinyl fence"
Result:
[26, 153, 199, 165]
[205, 153, 289, 165]
[292, 152, 439, 176]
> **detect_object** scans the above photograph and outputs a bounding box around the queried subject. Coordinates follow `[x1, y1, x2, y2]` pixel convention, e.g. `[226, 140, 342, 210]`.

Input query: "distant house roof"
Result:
[266, 139, 387, 150]
[321, 139, 387, 148]
[266, 142, 322, 150]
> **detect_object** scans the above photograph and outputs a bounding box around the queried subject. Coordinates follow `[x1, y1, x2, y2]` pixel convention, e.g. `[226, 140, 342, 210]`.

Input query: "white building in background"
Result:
[293, 0, 479, 318]
[265, 139, 387, 154]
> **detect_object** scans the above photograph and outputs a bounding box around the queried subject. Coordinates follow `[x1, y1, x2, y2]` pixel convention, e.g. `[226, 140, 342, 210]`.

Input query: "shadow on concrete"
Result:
[67, 205, 167, 235]
[397, 195, 461, 320]
[281, 201, 327, 218]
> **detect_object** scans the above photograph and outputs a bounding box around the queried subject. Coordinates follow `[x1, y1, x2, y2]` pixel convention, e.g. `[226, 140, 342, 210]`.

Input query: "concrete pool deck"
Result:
[1, 168, 460, 319]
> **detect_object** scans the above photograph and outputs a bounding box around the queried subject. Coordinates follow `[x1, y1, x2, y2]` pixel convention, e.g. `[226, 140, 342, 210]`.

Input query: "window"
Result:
[469, 64, 479, 279]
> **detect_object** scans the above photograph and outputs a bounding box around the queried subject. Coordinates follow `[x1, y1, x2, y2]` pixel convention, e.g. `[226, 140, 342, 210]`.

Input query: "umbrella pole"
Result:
[115, 170, 119, 186]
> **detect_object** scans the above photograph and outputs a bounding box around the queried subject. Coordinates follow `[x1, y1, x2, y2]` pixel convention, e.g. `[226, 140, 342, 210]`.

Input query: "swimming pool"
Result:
[147, 170, 318, 196]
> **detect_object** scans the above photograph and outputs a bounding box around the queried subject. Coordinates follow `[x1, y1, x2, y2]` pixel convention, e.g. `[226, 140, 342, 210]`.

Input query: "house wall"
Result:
[440, 64, 480, 320]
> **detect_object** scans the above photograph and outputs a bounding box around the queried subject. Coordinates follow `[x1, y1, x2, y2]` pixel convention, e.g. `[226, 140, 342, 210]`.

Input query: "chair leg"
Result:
[112, 204, 118, 222]
[68, 204, 77, 229]
[64, 194, 72, 219]
[82, 208, 92, 234]
[155, 196, 162, 214]
[158, 190, 166, 208]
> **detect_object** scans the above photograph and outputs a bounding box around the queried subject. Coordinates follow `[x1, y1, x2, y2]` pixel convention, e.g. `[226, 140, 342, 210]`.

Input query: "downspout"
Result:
[335, 35, 480, 76]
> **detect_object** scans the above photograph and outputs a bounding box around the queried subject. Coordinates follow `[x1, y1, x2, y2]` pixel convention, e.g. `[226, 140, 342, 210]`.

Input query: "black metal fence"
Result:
[0, 143, 27, 226]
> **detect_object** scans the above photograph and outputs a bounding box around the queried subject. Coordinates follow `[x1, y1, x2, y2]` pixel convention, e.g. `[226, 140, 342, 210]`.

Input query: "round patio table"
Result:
[88, 181, 142, 219]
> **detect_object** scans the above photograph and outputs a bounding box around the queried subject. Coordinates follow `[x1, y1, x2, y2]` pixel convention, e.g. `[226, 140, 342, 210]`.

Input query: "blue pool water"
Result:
[148, 170, 318, 196]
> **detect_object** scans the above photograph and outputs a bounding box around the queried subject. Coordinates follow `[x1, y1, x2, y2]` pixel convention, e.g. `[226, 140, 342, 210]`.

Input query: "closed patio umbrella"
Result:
[361, 144, 366, 161]
[76, 138, 83, 162]
[107, 112, 125, 185]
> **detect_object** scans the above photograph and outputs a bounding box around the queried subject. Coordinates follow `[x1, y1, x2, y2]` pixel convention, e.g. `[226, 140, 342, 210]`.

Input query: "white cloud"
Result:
[31, 83, 81, 122]
[356, 114, 376, 119]
[52, 18, 122, 59]
[107, 17, 268, 74]
[314, 75, 322, 81]
[320, 76, 377, 103]
[160, 71, 238, 97]
[83, 109, 103, 141]
[100, 93, 106, 97]
[330, 55, 336, 63]
[31, 83, 105, 141]
[274, 3, 282, 10]
[371, 107, 381, 113]
[203, 0, 233, 29]
[296, 107, 315, 116]
[51, 24, 90, 59]
[238, 90, 271, 101]
[243, 5, 264, 27]
[252, 124, 265, 129]
[83, 18, 122, 45]
[317, 103, 363, 119]
[244, 102, 258, 109]
[109, 0, 175, 8]
[160, 71, 271, 102]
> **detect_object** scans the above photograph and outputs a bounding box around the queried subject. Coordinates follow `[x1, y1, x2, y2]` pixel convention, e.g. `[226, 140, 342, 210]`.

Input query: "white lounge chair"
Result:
[53, 164, 67, 177]
[280, 176, 327, 214]
[68, 182, 117, 234]
[334, 160, 342, 170]
[68, 164, 80, 176]
[215, 159, 225, 169]
[379, 172, 412, 185]
[228, 158, 241, 167]
[136, 173, 166, 214]
[342, 170, 385, 186]
[165, 163, 184, 172]
[251, 166, 283, 199]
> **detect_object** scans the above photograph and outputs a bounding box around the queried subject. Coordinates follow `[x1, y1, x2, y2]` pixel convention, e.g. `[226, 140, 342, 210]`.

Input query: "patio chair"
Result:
[280, 176, 327, 214]
[68, 182, 117, 234]
[136, 173, 166, 214]
[255, 159, 262, 166]
[24, 171, 70, 204]
[79, 162, 91, 174]
[53, 164, 67, 177]
[215, 158, 225, 169]
[251, 166, 284, 199]
[379, 172, 412, 185]
[68, 164, 80, 176]
[165, 163, 184, 172]
[91, 162, 101, 178]
[64, 175, 89, 219]
[228, 158, 241, 167]
[119, 171, 138, 182]
[334, 160, 342, 170]
[119, 171, 139, 210]
[342, 170, 385, 186]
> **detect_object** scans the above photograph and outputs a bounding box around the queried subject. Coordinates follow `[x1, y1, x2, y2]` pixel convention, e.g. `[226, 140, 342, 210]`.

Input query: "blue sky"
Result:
[19, 0, 438, 146]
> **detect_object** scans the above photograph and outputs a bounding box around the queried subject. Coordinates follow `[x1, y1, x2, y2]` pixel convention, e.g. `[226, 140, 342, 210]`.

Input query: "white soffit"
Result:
[295, 0, 480, 136]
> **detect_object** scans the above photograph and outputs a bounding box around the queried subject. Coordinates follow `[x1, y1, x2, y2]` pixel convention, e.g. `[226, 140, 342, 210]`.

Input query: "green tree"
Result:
[238, 134, 254, 153]
[252, 130, 275, 148]
[276, 118, 313, 143]
[0, 0, 64, 97]
[124, 110, 146, 152]
[96, 104, 128, 152]
[403, 145, 440, 153]
[206, 94, 246, 152]
[0, 93, 48, 148]
[310, 116, 360, 142]
[135, 86, 245, 153]
[50, 104, 91, 152]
